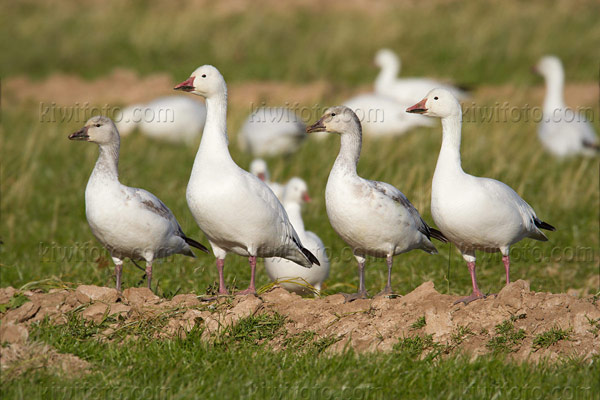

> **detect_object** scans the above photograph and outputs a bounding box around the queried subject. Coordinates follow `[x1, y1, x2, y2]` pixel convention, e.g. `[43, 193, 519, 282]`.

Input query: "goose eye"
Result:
[331, 113, 336, 117]
[201, 74, 207, 78]
[434, 97, 438, 100]
[95, 123, 101, 127]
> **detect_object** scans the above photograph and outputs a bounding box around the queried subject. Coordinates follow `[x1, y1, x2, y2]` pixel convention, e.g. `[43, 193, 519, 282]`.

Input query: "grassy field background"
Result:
[1, 0, 599, 398]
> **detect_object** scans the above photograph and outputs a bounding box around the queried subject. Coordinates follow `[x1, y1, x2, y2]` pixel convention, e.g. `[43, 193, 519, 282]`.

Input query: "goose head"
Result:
[250, 158, 270, 182]
[307, 106, 361, 136]
[406, 88, 461, 118]
[69, 116, 119, 145]
[374, 48, 400, 70]
[283, 177, 311, 205]
[532, 55, 564, 82]
[174, 65, 227, 98]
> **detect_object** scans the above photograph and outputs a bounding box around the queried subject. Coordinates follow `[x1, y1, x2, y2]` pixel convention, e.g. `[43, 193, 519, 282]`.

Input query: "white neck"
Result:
[542, 70, 566, 113]
[434, 114, 465, 178]
[91, 141, 120, 182]
[283, 202, 305, 235]
[194, 90, 233, 167]
[375, 59, 400, 89]
[332, 126, 362, 176]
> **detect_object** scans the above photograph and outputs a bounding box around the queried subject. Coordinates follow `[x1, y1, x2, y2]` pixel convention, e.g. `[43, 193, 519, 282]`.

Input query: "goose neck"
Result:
[333, 128, 362, 175]
[284, 202, 305, 234]
[376, 59, 399, 87]
[543, 70, 565, 113]
[436, 115, 464, 175]
[92, 141, 120, 181]
[196, 91, 232, 162]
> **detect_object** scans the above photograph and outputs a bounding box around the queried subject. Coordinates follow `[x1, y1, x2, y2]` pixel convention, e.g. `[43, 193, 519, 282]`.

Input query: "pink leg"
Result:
[502, 255, 510, 285]
[235, 256, 257, 295]
[454, 261, 485, 305]
[145, 261, 153, 290]
[216, 259, 229, 295]
[115, 261, 123, 292]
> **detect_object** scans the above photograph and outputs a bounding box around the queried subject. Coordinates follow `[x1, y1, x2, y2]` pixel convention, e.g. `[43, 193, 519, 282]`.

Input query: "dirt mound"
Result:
[1, 281, 599, 365]
[0, 341, 90, 380]
[3, 70, 336, 113]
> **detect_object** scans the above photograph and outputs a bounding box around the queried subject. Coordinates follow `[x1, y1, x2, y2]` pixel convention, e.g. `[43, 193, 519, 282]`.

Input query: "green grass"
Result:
[1, 1, 599, 85]
[487, 319, 527, 354]
[0, 292, 30, 313]
[533, 327, 572, 351]
[1, 1, 599, 398]
[1, 316, 596, 399]
[410, 315, 427, 330]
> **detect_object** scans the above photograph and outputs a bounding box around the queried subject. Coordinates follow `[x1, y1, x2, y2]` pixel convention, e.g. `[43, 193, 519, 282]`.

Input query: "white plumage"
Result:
[115, 96, 206, 144]
[68, 116, 208, 291]
[249, 158, 284, 199]
[307, 106, 446, 301]
[265, 178, 330, 295]
[407, 88, 555, 304]
[340, 93, 434, 137]
[533, 55, 598, 157]
[238, 107, 306, 156]
[374, 49, 468, 105]
[174, 65, 319, 296]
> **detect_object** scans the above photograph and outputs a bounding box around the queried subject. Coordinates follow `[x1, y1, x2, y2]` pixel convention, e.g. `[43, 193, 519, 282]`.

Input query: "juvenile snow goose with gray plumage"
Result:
[69, 116, 208, 291]
[307, 106, 447, 301]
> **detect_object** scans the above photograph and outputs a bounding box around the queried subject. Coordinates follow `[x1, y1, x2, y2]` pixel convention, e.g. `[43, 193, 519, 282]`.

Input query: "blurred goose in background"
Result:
[174, 65, 319, 296]
[407, 89, 556, 304]
[308, 106, 447, 301]
[115, 96, 206, 144]
[265, 178, 330, 295]
[238, 107, 307, 156]
[68, 116, 209, 291]
[533, 55, 599, 157]
[374, 49, 468, 104]
[249, 158, 284, 199]
[340, 93, 434, 137]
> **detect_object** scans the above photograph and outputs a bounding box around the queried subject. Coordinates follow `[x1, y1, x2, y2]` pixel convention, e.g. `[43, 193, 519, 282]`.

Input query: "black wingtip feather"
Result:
[535, 219, 556, 232]
[301, 247, 320, 266]
[456, 83, 473, 93]
[184, 237, 210, 253]
[582, 140, 600, 151]
[429, 228, 449, 243]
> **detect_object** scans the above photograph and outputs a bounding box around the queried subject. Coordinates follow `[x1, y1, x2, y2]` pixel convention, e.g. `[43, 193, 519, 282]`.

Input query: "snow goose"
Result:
[374, 49, 468, 104]
[249, 158, 284, 199]
[115, 96, 206, 144]
[342, 93, 434, 137]
[174, 65, 319, 296]
[68, 116, 209, 291]
[307, 106, 447, 301]
[407, 89, 556, 304]
[238, 107, 307, 156]
[533, 55, 599, 157]
[264, 178, 330, 295]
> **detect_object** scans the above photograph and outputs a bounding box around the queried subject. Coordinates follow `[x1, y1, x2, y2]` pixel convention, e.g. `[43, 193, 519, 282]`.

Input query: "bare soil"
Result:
[1, 281, 599, 373]
[4, 69, 597, 114]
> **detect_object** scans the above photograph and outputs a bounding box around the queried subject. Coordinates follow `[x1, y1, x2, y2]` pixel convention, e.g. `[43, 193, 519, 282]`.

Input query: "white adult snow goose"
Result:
[264, 177, 330, 295]
[533, 55, 599, 157]
[174, 65, 319, 296]
[407, 89, 556, 304]
[374, 49, 468, 104]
